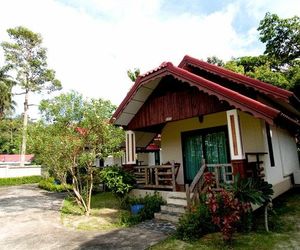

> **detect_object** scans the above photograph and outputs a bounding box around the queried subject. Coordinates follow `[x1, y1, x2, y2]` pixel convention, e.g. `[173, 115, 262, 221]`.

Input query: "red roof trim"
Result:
[112, 62, 280, 125]
[111, 63, 171, 122]
[178, 55, 293, 102]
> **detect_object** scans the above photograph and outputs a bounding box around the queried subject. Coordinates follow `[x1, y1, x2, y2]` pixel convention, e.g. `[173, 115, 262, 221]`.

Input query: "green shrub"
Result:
[0, 175, 42, 186]
[38, 177, 72, 192]
[176, 203, 215, 241]
[138, 193, 165, 220]
[121, 192, 165, 226]
[100, 166, 135, 198]
[120, 213, 141, 226]
[229, 175, 274, 232]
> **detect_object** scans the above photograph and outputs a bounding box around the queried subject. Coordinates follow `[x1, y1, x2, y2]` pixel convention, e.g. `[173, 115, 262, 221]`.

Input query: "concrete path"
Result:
[0, 185, 170, 250]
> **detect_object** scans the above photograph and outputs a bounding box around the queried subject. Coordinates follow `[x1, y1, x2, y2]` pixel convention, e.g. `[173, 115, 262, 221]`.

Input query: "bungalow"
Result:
[111, 55, 300, 201]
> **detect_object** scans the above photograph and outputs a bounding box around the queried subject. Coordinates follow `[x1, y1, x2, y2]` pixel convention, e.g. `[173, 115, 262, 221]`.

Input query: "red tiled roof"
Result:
[178, 55, 294, 102]
[145, 144, 160, 151]
[138, 62, 169, 78]
[112, 62, 280, 125]
[0, 154, 34, 163]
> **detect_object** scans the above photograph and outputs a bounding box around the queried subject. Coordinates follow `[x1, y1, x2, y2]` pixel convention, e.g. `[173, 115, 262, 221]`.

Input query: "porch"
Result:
[133, 162, 234, 192]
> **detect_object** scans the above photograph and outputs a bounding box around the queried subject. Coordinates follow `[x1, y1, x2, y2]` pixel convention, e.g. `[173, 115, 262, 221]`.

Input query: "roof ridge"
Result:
[178, 55, 293, 101]
[139, 62, 173, 79]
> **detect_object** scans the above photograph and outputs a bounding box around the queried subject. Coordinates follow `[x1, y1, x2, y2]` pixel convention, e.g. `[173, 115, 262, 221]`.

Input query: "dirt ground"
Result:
[0, 185, 167, 250]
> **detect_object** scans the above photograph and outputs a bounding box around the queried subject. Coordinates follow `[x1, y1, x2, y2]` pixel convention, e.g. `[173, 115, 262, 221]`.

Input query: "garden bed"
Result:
[150, 188, 300, 250]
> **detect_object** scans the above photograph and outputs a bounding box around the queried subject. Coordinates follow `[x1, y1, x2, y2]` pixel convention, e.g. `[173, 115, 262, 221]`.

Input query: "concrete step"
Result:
[167, 196, 187, 206]
[161, 204, 186, 214]
[167, 191, 187, 199]
[154, 211, 183, 223]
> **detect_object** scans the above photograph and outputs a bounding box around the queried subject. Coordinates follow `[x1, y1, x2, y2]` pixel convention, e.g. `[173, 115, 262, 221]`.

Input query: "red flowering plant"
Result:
[204, 172, 246, 242]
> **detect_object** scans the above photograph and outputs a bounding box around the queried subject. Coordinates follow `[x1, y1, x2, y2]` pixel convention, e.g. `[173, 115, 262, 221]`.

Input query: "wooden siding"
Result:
[128, 77, 230, 131]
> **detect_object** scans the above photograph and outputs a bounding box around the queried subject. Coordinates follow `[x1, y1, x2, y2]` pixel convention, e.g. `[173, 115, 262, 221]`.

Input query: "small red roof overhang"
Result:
[111, 62, 280, 126]
[0, 154, 34, 163]
[178, 55, 295, 103]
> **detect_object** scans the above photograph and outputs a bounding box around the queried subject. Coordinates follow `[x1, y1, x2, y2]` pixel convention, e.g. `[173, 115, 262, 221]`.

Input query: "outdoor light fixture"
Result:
[198, 115, 204, 123]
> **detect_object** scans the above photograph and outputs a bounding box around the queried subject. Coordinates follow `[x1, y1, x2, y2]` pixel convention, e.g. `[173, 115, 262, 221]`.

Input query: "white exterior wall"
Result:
[239, 111, 299, 196]
[104, 156, 122, 166]
[148, 152, 156, 166]
[137, 153, 149, 165]
[161, 112, 227, 185]
[276, 127, 299, 176]
[239, 112, 265, 154]
[0, 165, 41, 178]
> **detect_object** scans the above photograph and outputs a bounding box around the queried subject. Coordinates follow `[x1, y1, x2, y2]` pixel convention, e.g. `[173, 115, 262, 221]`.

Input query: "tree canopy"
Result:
[1, 26, 62, 166]
[0, 117, 22, 154]
[207, 13, 300, 97]
[1, 26, 62, 93]
[258, 12, 300, 65]
[0, 65, 15, 118]
[28, 91, 124, 215]
[127, 68, 140, 82]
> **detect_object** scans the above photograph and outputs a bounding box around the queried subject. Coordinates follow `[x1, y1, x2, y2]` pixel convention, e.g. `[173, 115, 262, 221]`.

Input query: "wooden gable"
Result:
[127, 75, 230, 131]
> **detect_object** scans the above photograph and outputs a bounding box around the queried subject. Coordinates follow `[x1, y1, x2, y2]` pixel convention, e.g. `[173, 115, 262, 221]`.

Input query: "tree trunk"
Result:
[86, 168, 93, 216]
[20, 90, 29, 167]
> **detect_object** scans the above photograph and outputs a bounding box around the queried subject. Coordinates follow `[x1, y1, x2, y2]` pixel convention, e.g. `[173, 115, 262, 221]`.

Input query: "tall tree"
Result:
[1, 26, 61, 166]
[0, 65, 15, 118]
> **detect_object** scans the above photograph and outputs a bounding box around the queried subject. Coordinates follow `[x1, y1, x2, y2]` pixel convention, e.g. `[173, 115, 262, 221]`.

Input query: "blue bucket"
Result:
[130, 204, 144, 215]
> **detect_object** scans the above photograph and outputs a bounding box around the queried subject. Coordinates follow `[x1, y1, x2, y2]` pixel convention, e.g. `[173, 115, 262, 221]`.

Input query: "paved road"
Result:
[0, 185, 168, 250]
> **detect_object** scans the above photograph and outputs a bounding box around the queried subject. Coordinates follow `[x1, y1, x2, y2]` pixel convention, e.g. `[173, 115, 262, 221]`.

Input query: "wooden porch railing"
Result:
[133, 163, 180, 191]
[186, 162, 233, 210]
[185, 162, 206, 210]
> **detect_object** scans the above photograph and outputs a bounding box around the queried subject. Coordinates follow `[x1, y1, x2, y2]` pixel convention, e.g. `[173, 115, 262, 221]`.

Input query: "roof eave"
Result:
[179, 55, 293, 103]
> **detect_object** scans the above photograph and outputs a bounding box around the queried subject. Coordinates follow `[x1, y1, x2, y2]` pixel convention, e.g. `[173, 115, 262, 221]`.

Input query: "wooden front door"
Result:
[182, 126, 229, 183]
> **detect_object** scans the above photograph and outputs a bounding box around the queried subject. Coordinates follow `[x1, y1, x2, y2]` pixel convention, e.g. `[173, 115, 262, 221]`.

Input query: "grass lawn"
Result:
[61, 192, 130, 231]
[150, 188, 300, 250]
[0, 175, 42, 186]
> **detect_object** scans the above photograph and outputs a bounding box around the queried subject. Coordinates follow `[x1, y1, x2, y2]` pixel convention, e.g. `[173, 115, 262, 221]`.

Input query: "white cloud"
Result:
[0, 0, 298, 118]
[245, 0, 300, 20]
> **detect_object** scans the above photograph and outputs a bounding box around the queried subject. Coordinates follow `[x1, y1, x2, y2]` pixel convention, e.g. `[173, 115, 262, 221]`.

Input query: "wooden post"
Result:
[185, 184, 191, 211]
[215, 167, 219, 188]
[155, 167, 158, 187]
[145, 167, 148, 186]
[171, 164, 176, 191]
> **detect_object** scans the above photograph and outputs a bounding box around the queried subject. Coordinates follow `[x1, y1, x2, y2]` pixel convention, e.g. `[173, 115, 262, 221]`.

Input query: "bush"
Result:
[176, 203, 215, 241]
[229, 175, 274, 232]
[38, 177, 72, 192]
[138, 193, 165, 220]
[0, 175, 42, 186]
[100, 166, 135, 198]
[121, 192, 165, 226]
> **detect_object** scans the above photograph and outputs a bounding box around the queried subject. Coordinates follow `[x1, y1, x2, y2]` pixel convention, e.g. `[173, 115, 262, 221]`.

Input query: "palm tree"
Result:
[0, 65, 15, 118]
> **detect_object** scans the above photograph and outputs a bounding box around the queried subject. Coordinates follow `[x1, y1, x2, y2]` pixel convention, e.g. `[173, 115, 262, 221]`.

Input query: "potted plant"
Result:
[129, 197, 144, 215]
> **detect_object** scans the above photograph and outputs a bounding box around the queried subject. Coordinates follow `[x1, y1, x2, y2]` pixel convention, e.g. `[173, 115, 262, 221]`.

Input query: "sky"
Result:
[0, 0, 299, 118]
